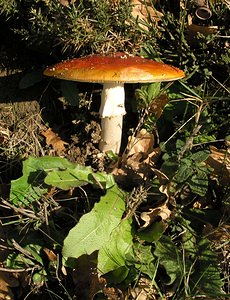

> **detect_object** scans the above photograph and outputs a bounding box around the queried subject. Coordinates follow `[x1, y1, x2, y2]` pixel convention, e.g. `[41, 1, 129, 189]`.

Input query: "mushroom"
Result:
[44, 52, 185, 153]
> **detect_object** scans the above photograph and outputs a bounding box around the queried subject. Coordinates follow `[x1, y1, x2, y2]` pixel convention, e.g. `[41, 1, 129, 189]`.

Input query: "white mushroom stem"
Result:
[99, 82, 126, 153]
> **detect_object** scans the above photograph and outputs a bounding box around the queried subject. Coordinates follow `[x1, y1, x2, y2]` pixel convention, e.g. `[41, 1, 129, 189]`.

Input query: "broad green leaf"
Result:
[10, 156, 115, 206]
[154, 235, 183, 285]
[98, 217, 134, 275]
[134, 243, 157, 279]
[138, 220, 167, 242]
[191, 238, 224, 297]
[10, 170, 48, 206]
[63, 185, 126, 260]
[10, 156, 75, 206]
[45, 165, 115, 190]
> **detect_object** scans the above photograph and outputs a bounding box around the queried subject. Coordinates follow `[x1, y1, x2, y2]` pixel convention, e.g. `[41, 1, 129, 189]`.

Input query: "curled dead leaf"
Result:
[127, 128, 155, 157]
[131, 0, 163, 30]
[140, 200, 171, 228]
[112, 130, 161, 186]
[43, 248, 57, 262]
[42, 128, 68, 153]
[206, 145, 230, 185]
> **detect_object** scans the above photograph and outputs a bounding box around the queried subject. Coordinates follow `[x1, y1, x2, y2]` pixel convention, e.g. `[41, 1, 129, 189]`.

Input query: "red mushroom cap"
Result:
[44, 52, 185, 83]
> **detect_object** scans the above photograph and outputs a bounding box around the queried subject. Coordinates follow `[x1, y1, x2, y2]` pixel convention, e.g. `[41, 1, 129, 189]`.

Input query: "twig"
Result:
[0, 266, 40, 273]
[1, 199, 39, 220]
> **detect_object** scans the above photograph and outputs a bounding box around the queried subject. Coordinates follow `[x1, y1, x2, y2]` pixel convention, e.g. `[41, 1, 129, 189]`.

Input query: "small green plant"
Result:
[3, 156, 228, 298]
[0, 0, 147, 56]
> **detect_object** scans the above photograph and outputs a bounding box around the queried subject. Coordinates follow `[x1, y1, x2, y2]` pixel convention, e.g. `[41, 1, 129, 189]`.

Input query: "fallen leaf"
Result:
[58, 0, 76, 6]
[42, 128, 68, 153]
[206, 145, 230, 185]
[0, 270, 19, 300]
[131, 0, 163, 30]
[140, 200, 171, 228]
[127, 128, 155, 157]
[112, 130, 161, 186]
[43, 248, 57, 262]
[150, 93, 169, 119]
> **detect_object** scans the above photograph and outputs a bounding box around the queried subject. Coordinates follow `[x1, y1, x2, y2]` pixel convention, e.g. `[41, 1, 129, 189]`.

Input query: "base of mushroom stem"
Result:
[99, 115, 123, 154]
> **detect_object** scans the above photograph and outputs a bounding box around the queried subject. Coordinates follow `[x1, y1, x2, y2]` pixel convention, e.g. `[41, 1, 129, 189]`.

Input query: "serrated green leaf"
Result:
[161, 157, 179, 179]
[176, 162, 193, 183]
[191, 238, 224, 296]
[63, 185, 126, 260]
[191, 150, 210, 163]
[188, 171, 209, 196]
[98, 217, 134, 275]
[154, 235, 183, 285]
[147, 82, 161, 99]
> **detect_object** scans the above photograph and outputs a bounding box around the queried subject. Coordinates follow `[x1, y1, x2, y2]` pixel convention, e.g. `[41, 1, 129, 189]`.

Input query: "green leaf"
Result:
[191, 238, 224, 297]
[138, 221, 167, 242]
[134, 243, 157, 279]
[10, 156, 115, 206]
[161, 157, 179, 179]
[63, 185, 126, 260]
[147, 82, 161, 99]
[45, 165, 115, 190]
[105, 266, 130, 284]
[98, 217, 134, 275]
[191, 150, 210, 163]
[6, 243, 43, 268]
[176, 161, 193, 183]
[154, 235, 183, 285]
[188, 170, 209, 196]
[10, 156, 75, 206]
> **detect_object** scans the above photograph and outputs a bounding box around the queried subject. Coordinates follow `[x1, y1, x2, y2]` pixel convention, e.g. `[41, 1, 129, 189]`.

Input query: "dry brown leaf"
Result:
[150, 93, 169, 119]
[43, 248, 57, 262]
[127, 128, 155, 157]
[112, 130, 161, 185]
[130, 276, 157, 300]
[42, 128, 68, 153]
[206, 145, 230, 185]
[0, 271, 19, 300]
[58, 0, 76, 6]
[130, 0, 163, 30]
[140, 200, 171, 228]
